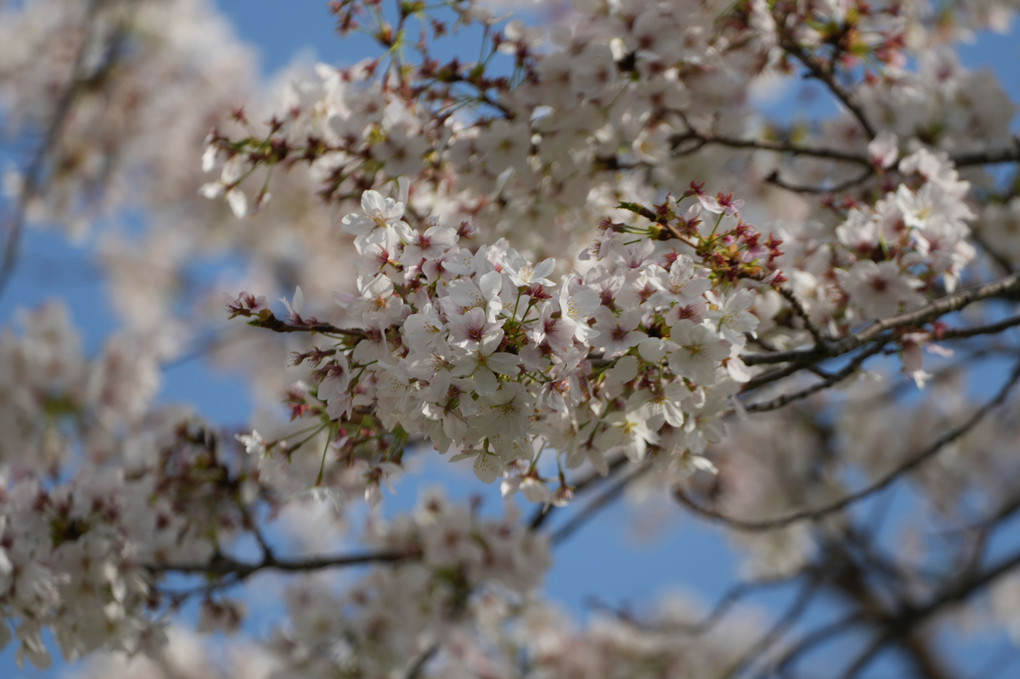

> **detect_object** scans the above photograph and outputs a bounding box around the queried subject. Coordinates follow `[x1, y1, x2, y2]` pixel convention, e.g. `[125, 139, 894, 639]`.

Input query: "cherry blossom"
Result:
[2, 0, 1020, 675]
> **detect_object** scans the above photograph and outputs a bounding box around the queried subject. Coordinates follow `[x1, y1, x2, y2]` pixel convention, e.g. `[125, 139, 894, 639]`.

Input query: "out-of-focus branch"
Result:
[550, 462, 653, 546]
[721, 577, 819, 679]
[776, 25, 877, 140]
[151, 548, 418, 582]
[676, 360, 1020, 532]
[767, 611, 867, 677]
[669, 127, 872, 167]
[915, 547, 1020, 622]
[743, 272, 1020, 366]
[774, 285, 831, 346]
[404, 643, 440, 679]
[938, 313, 1020, 341]
[668, 123, 1017, 196]
[742, 340, 889, 412]
[834, 628, 893, 679]
[587, 571, 797, 637]
[952, 138, 1020, 167]
[528, 453, 629, 530]
[0, 0, 112, 301]
[765, 166, 875, 194]
[830, 546, 1020, 679]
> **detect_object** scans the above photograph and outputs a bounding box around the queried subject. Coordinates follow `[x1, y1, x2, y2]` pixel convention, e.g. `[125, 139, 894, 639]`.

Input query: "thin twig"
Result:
[0, 0, 108, 300]
[765, 166, 875, 194]
[669, 128, 871, 167]
[551, 463, 653, 546]
[778, 29, 877, 140]
[527, 454, 629, 530]
[722, 577, 819, 679]
[676, 360, 1020, 532]
[587, 571, 796, 637]
[742, 340, 889, 413]
[768, 612, 868, 677]
[937, 313, 1020, 341]
[151, 548, 417, 581]
[951, 138, 1020, 168]
[775, 285, 830, 346]
[835, 630, 890, 679]
[404, 643, 440, 679]
[742, 272, 1020, 366]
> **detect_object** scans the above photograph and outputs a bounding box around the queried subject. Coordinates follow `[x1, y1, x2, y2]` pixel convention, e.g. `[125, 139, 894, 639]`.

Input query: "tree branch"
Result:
[938, 313, 1020, 341]
[588, 571, 797, 637]
[669, 127, 872, 167]
[676, 360, 1020, 532]
[246, 312, 365, 338]
[777, 28, 877, 140]
[743, 272, 1020, 366]
[528, 454, 629, 530]
[0, 0, 111, 301]
[721, 577, 819, 679]
[742, 340, 889, 412]
[951, 138, 1020, 167]
[151, 548, 418, 582]
[550, 462, 653, 546]
[767, 611, 868, 677]
[765, 166, 875, 195]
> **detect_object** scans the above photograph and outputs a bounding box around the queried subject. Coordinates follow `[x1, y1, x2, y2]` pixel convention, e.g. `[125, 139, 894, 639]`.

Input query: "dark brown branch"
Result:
[938, 313, 1020, 341]
[742, 272, 1020, 366]
[676, 360, 1020, 532]
[767, 612, 868, 677]
[669, 128, 872, 167]
[835, 630, 891, 679]
[151, 548, 418, 581]
[914, 547, 1020, 622]
[952, 138, 1020, 168]
[676, 574, 796, 636]
[528, 453, 629, 530]
[742, 356, 826, 391]
[0, 0, 110, 300]
[550, 462, 653, 546]
[966, 490, 1020, 535]
[721, 578, 820, 679]
[743, 340, 889, 413]
[775, 285, 831, 346]
[589, 572, 796, 637]
[777, 29, 877, 140]
[247, 312, 365, 338]
[765, 166, 875, 195]
[404, 643, 440, 679]
[822, 273, 1020, 349]
[832, 547, 1020, 679]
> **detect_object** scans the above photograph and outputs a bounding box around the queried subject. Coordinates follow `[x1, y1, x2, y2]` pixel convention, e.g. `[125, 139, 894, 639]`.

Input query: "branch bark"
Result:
[677, 360, 1020, 532]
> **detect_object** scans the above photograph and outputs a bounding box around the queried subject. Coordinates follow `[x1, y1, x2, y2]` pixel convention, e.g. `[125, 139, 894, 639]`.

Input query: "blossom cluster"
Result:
[0, 303, 161, 476]
[229, 181, 781, 495]
[0, 415, 259, 668]
[71, 590, 759, 679]
[0, 306, 267, 667]
[3, 0, 1020, 672]
[202, 0, 1013, 265]
[264, 489, 550, 678]
[781, 148, 976, 324]
[0, 0, 255, 237]
[769, 147, 977, 384]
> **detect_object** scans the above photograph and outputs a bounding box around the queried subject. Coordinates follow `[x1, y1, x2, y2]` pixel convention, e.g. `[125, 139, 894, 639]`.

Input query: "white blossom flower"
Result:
[668, 320, 728, 385]
[842, 260, 923, 318]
